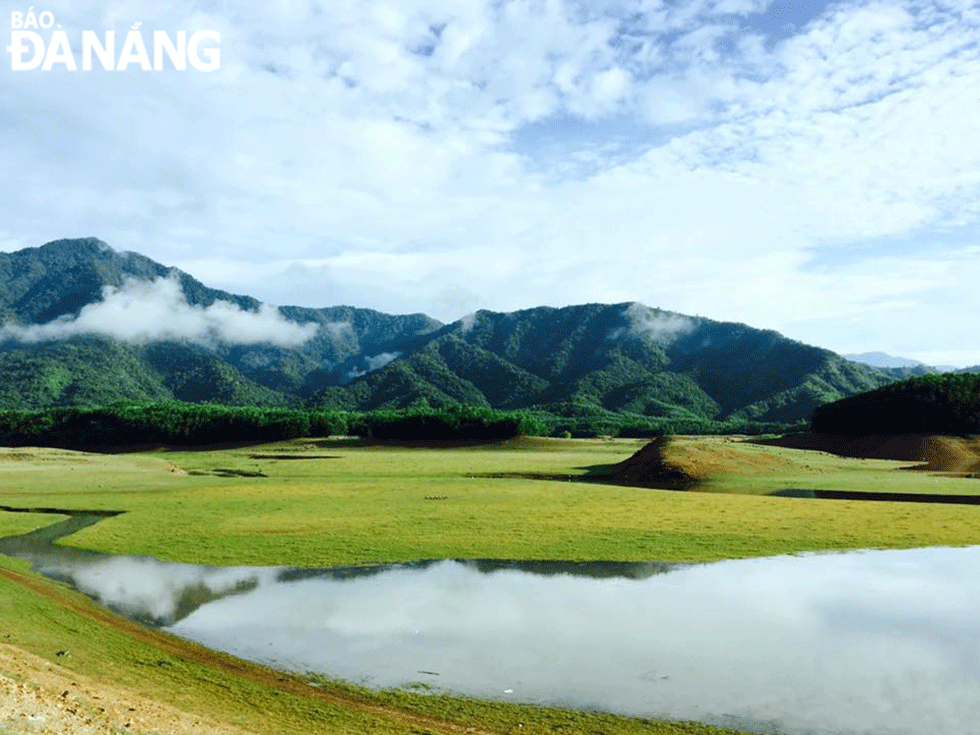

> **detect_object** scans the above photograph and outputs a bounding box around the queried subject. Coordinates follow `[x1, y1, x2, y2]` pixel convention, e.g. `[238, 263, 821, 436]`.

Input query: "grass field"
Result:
[4, 436, 980, 566]
[2, 435, 980, 735]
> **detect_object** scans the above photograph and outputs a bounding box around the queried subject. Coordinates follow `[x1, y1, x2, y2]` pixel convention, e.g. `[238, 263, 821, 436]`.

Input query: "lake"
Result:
[2, 513, 979, 735]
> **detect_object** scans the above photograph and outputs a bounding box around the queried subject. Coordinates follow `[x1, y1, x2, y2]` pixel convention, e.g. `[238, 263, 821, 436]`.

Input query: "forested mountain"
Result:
[315, 304, 908, 424]
[0, 238, 919, 427]
[0, 239, 441, 408]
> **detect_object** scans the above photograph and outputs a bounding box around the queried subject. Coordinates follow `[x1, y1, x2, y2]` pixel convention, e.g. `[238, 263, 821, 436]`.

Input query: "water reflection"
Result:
[2, 516, 979, 735]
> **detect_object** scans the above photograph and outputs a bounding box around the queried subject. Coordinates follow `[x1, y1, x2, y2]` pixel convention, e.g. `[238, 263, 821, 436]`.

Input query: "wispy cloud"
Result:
[345, 351, 402, 381]
[610, 303, 697, 343]
[0, 275, 319, 348]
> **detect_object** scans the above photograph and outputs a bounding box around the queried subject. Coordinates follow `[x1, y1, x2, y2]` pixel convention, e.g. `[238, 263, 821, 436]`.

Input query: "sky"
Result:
[1, 0, 978, 366]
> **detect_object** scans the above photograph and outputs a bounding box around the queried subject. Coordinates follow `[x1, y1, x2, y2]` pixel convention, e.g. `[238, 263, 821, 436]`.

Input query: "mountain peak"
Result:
[41, 236, 113, 252]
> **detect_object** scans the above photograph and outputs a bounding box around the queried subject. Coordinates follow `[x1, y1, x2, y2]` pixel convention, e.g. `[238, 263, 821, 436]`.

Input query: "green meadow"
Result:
[2, 435, 980, 734]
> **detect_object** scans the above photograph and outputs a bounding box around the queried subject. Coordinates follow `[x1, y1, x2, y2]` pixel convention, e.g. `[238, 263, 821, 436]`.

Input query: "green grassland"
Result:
[0, 509, 65, 537]
[2, 436, 980, 735]
[3, 437, 980, 566]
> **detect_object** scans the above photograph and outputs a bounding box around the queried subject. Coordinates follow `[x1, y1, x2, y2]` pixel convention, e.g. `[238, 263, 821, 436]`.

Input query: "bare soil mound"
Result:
[758, 433, 980, 473]
[610, 437, 697, 488]
[611, 435, 813, 488]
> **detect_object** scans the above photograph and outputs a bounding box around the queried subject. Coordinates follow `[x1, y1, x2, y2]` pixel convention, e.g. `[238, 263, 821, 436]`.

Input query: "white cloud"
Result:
[366, 351, 401, 371]
[610, 303, 697, 343]
[1, 0, 980, 364]
[345, 350, 402, 380]
[0, 275, 319, 348]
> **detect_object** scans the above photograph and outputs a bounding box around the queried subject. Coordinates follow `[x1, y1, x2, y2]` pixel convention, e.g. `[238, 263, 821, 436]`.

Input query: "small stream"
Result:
[2, 512, 980, 735]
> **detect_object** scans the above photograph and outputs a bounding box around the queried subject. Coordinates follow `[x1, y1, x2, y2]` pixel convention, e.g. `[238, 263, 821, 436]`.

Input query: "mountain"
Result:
[0, 238, 441, 409]
[0, 238, 917, 426]
[845, 351, 956, 373]
[844, 352, 926, 369]
[315, 303, 910, 423]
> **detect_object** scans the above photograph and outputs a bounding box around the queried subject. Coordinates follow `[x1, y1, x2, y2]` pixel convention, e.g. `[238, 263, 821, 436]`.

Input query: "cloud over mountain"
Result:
[0, 275, 319, 348]
[609, 303, 697, 343]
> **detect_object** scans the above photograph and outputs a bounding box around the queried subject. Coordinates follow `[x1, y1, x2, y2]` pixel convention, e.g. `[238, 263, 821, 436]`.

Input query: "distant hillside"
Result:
[845, 351, 956, 373]
[811, 373, 980, 435]
[314, 303, 912, 425]
[845, 352, 925, 369]
[0, 238, 918, 429]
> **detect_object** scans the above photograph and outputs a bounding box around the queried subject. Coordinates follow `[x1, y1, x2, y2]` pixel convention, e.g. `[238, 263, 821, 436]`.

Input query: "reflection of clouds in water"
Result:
[37, 556, 279, 625]
[21, 542, 980, 735]
[163, 550, 980, 734]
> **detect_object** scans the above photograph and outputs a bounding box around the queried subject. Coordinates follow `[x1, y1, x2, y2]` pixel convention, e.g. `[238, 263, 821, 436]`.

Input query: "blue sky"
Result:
[2, 0, 979, 365]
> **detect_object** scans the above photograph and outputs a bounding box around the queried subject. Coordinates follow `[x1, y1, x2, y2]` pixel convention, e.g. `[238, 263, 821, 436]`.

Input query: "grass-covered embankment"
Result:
[618, 434, 980, 499]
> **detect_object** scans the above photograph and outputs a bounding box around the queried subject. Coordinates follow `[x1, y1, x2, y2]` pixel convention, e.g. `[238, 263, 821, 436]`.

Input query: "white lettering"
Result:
[82, 30, 114, 70]
[188, 30, 219, 71]
[153, 30, 185, 70]
[41, 29, 75, 70]
[6, 30, 44, 70]
[117, 29, 150, 71]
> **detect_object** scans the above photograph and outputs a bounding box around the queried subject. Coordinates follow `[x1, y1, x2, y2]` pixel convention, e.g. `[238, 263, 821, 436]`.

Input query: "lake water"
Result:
[2, 514, 979, 735]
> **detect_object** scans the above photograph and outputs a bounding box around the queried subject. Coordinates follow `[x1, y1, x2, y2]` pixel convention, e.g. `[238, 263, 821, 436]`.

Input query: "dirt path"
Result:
[0, 565, 500, 735]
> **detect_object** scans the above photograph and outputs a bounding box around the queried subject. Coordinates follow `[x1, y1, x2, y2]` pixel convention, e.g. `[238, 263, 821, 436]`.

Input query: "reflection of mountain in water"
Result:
[276, 558, 682, 585]
[0, 511, 680, 629]
[0, 512, 265, 627]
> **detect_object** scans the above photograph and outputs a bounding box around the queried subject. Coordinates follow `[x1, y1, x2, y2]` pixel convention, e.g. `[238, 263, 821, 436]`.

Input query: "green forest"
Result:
[0, 400, 801, 449]
[811, 373, 980, 435]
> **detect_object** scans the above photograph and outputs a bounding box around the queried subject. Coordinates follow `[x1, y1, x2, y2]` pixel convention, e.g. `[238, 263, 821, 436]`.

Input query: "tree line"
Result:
[811, 373, 980, 436]
[0, 400, 799, 449]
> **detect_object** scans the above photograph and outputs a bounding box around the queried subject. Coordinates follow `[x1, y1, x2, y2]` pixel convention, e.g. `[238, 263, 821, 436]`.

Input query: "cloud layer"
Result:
[0, 276, 319, 348]
[2, 0, 979, 364]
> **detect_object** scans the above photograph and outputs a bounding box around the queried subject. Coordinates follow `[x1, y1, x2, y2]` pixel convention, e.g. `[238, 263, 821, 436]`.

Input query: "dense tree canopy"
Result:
[811, 374, 980, 435]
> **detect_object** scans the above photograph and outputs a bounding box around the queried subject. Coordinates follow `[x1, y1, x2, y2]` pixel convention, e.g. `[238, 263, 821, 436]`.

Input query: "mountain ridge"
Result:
[0, 238, 919, 427]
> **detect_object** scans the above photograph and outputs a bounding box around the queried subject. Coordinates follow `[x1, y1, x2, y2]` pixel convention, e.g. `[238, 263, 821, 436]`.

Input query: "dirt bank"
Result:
[609, 433, 980, 490]
[0, 643, 257, 735]
[757, 433, 980, 473]
[610, 435, 808, 488]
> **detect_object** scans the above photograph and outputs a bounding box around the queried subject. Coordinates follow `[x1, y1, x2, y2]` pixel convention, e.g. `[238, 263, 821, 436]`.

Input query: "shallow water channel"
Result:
[2, 513, 980, 735]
